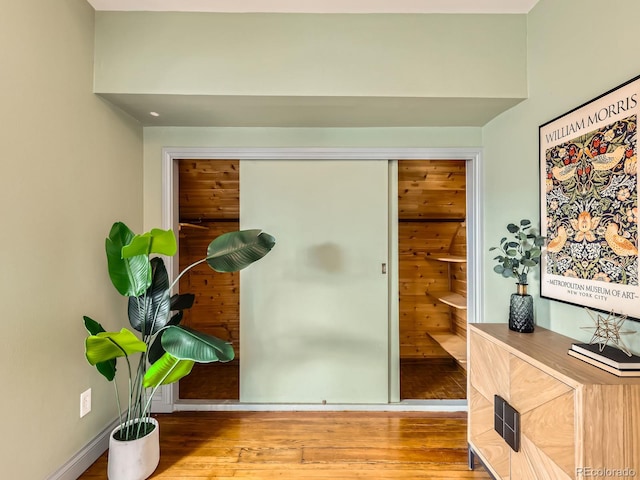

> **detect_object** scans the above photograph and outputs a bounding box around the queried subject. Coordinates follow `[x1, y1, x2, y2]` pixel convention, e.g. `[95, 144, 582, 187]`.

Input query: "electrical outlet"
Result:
[80, 388, 92, 418]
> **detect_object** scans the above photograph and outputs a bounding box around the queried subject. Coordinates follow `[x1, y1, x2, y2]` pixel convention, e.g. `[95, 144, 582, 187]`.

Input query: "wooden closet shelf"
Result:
[430, 333, 467, 369]
[434, 292, 467, 310]
[433, 254, 466, 263]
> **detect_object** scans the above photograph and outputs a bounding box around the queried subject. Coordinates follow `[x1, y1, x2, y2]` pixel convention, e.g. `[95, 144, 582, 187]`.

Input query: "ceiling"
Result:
[87, 0, 540, 14]
[89, 0, 538, 127]
[100, 93, 523, 128]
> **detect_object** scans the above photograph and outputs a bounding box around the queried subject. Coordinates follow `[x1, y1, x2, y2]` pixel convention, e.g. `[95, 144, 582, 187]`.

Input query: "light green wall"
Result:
[143, 126, 482, 226]
[0, 1, 142, 478]
[95, 12, 527, 99]
[482, 0, 640, 349]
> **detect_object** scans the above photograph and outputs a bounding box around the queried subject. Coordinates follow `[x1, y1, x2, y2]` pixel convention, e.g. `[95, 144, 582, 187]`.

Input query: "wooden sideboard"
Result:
[468, 323, 640, 480]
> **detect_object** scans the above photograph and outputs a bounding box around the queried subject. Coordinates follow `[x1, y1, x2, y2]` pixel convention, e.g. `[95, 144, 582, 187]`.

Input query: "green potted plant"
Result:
[489, 219, 545, 332]
[83, 222, 275, 480]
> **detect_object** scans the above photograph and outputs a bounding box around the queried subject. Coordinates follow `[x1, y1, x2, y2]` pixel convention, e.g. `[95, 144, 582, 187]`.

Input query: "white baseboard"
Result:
[172, 399, 468, 412]
[46, 417, 120, 480]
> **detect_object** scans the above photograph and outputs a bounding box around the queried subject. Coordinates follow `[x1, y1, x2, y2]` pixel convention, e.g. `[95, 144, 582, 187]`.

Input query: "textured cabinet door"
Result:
[509, 356, 575, 479]
[468, 332, 511, 479]
[469, 385, 510, 479]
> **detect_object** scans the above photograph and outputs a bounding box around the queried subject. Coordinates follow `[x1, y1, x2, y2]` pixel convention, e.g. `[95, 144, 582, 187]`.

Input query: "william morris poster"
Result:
[540, 75, 640, 320]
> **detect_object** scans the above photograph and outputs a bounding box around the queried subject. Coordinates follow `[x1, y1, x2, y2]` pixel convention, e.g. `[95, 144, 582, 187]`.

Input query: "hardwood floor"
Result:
[400, 359, 466, 400]
[80, 412, 490, 479]
[179, 362, 239, 399]
[179, 359, 466, 401]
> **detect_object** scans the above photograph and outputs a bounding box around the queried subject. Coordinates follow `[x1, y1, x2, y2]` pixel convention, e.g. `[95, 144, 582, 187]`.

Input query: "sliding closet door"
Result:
[240, 160, 389, 404]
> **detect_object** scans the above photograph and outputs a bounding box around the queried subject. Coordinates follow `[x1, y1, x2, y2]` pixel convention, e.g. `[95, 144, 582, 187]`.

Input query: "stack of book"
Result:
[568, 343, 640, 377]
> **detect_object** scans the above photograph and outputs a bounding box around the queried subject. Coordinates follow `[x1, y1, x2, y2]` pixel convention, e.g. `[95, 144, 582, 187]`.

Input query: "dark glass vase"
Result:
[509, 283, 534, 333]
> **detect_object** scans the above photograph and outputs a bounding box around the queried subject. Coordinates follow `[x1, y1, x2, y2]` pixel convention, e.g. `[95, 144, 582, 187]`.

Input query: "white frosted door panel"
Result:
[240, 160, 389, 404]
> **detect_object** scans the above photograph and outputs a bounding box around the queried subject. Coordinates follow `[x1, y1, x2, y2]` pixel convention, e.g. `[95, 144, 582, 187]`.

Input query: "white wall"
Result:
[0, 1, 142, 478]
[482, 0, 640, 349]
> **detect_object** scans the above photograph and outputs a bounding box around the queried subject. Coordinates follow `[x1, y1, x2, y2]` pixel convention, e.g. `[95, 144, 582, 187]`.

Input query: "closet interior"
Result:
[177, 159, 240, 400]
[175, 158, 468, 401]
[398, 159, 467, 400]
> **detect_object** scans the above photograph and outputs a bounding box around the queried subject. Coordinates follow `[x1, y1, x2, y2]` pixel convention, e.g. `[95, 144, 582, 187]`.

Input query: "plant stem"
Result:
[126, 364, 133, 438]
[128, 292, 149, 439]
[168, 257, 207, 291]
[141, 363, 179, 419]
[131, 355, 145, 425]
[106, 338, 136, 439]
[149, 298, 164, 338]
[113, 378, 123, 435]
[136, 355, 151, 438]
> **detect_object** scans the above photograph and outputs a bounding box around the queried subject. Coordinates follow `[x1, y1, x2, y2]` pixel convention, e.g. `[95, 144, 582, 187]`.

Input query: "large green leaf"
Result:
[170, 293, 195, 311]
[128, 258, 171, 335]
[148, 312, 185, 364]
[143, 352, 194, 388]
[121, 234, 151, 260]
[105, 222, 151, 297]
[161, 325, 235, 363]
[83, 316, 117, 381]
[148, 333, 166, 365]
[206, 230, 275, 273]
[83, 316, 106, 336]
[85, 329, 146, 365]
[122, 228, 177, 258]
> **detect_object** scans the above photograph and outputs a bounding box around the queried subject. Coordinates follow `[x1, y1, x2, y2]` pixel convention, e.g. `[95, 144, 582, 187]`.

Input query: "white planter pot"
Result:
[108, 418, 160, 480]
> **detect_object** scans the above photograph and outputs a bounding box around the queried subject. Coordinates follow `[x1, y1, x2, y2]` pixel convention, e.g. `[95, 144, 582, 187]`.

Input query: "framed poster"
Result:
[540, 75, 639, 320]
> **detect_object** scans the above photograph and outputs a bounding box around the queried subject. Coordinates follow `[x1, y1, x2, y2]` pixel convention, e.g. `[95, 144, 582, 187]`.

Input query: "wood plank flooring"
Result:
[400, 359, 466, 400]
[179, 362, 239, 400]
[79, 412, 490, 479]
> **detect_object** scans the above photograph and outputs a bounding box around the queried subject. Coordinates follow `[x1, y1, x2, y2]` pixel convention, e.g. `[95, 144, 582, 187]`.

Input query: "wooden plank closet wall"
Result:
[398, 160, 467, 364]
[178, 159, 239, 349]
[178, 159, 240, 399]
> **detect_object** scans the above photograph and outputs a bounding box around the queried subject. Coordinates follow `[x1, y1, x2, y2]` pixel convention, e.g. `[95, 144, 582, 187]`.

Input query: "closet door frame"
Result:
[155, 147, 483, 413]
